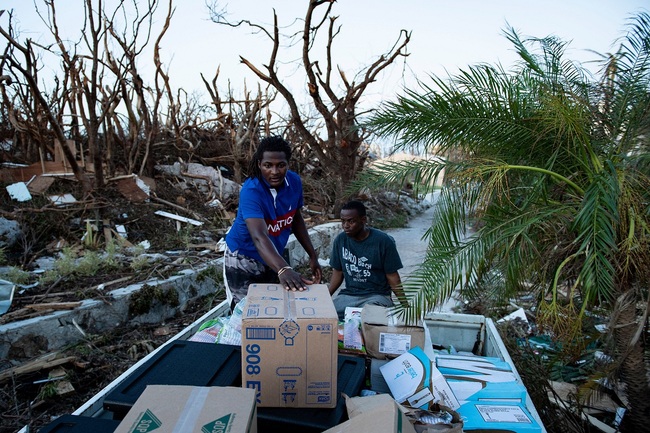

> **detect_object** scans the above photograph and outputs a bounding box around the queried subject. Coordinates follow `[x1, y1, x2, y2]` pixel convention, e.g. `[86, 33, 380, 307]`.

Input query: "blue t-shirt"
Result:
[225, 171, 304, 264]
[329, 228, 403, 296]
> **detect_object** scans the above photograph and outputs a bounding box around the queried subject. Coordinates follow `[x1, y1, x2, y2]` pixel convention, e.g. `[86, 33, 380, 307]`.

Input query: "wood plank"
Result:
[25, 302, 83, 311]
[26, 175, 55, 194]
[0, 353, 77, 383]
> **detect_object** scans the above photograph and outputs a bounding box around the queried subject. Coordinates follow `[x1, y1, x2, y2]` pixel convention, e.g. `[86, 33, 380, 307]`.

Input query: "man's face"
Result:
[259, 151, 288, 188]
[340, 209, 366, 238]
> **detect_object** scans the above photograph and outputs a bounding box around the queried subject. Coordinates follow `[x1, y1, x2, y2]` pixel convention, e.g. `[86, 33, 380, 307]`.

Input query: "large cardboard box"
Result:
[361, 305, 425, 360]
[242, 283, 338, 408]
[113, 385, 257, 433]
[380, 346, 460, 411]
[322, 393, 417, 433]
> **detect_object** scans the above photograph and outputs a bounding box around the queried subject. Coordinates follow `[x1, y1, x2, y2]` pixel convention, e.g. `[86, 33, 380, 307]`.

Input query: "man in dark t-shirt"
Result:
[328, 200, 408, 320]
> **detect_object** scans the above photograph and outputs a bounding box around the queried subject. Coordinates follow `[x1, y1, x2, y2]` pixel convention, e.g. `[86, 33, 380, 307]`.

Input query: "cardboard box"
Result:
[321, 393, 417, 433]
[380, 346, 460, 410]
[242, 283, 338, 408]
[457, 401, 542, 433]
[361, 305, 425, 360]
[447, 379, 528, 403]
[257, 354, 366, 432]
[435, 354, 518, 383]
[114, 385, 256, 433]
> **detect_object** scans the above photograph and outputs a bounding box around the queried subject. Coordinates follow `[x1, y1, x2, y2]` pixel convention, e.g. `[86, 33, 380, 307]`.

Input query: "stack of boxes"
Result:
[239, 284, 367, 432]
[355, 305, 543, 433]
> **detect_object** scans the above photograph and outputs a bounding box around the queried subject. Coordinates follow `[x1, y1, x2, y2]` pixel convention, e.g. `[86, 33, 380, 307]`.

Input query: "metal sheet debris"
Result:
[0, 279, 16, 315]
[154, 210, 203, 226]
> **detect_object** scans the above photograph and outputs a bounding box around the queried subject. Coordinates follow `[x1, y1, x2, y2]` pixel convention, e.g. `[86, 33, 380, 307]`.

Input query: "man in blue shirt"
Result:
[329, 200, 408, 320]
[224, 136, 322, 308]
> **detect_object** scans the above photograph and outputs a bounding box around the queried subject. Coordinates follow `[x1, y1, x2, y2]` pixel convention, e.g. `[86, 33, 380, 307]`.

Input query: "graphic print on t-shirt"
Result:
[342, 246, 372, 282]
[266, 209, 297, 236]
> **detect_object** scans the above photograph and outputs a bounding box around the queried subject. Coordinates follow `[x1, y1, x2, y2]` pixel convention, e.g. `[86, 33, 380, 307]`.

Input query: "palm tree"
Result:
[363, 12, 650, 432]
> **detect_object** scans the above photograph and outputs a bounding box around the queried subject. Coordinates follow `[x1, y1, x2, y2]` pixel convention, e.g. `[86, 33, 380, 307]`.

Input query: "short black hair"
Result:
[341, 200, 367, 217]
[247, 136, 292, 179]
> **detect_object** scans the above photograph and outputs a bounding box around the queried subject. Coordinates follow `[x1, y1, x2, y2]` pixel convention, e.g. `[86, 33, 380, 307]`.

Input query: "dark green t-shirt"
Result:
[329, 227, 403, 296]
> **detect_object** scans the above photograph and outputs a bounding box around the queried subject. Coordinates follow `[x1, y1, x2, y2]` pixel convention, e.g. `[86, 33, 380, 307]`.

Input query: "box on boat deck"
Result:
[241, 283, 338, 408]
[361, 305, 426, 360]
[457, 400, 542, 433]
[113, 385, 257, 433]
[446, 378, 528, 404]
[321, 393, 417, 433]
[434, 353, 518, 383]
[257, 354, 366, 432]
[380, 346, 460, 411]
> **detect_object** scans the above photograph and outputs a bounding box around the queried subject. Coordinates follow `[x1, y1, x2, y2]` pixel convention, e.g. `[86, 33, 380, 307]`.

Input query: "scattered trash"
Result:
[0, 279, 16, 315]
[115, 224, 128, 239]
[6, 182, 32, 202]
[48, 193, 77, 207]
[26, 175, 55, 194]
[154, 210, 204, 228]
[497, 307, 531, 330]
[594, 323, 608, 333]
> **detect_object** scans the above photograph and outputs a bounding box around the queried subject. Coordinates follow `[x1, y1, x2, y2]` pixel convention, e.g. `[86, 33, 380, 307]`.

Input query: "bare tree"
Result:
[0, 8, 92, 192]
[0, 1, 168, 193]
[209, 1, 411, 207]
[201, 69, 276, 183]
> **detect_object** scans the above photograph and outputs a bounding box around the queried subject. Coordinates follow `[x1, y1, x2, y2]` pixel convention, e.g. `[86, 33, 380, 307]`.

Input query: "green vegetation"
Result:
[128, 284, 180, 316]
[363, 12, 650, 431]
[0, 266, 32, 285]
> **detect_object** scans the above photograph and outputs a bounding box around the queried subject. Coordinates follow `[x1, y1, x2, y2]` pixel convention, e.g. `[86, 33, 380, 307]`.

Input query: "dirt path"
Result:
[386, 193, 462, 313]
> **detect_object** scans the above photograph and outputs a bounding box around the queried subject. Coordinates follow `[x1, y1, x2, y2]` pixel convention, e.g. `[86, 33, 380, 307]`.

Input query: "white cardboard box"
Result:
[380, 346, 460, 410]
[435, 354, 517, 383]
[457, 401, 542, 433]
[447, 379, 528, 403]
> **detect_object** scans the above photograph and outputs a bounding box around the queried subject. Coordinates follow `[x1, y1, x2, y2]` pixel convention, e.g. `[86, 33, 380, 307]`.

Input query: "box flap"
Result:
[321, 394, 417, 433]
[245, 284, 336, 320]
[114, 385, 256, 433]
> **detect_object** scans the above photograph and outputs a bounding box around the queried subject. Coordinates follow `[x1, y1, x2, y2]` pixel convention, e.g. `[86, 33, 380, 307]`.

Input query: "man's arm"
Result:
[329, 269, 344, 295]
[291, 208, 322, 283]
[386, 272, 408, 308]
[245, 217, 308, 290]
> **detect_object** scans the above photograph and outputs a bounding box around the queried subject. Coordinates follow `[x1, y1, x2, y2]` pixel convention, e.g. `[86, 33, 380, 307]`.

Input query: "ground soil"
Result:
[0, 295, 223, 433]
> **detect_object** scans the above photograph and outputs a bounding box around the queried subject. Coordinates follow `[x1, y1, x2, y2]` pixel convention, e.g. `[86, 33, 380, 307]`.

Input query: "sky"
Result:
[2, 0, 649, 116]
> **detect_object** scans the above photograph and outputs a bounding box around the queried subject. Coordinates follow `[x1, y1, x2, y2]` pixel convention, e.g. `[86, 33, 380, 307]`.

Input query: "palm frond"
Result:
[572, 162, 620, 304]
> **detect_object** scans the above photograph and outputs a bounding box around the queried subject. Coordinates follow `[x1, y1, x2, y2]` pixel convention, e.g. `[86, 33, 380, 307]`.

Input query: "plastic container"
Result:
[36, 414, 119, 433]
[103, 341, 241, 419]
